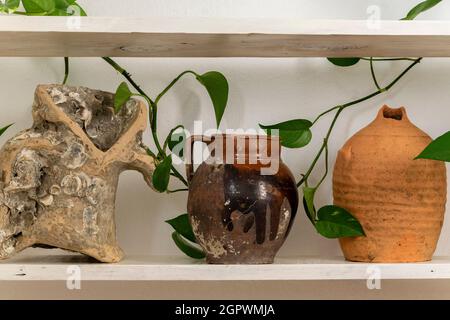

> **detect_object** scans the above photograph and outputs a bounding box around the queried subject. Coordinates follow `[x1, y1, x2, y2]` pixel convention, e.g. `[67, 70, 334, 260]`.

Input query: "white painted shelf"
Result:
[1, 16, 450, 57]
[1, 16, 450, 284]
[0, 249, 449, 281]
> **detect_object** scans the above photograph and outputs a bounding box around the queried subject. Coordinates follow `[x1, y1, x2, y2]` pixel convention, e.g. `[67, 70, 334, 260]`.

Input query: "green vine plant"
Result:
[112, 72, 228, 260]
[416, 129, 450, 163]
[260, 0, 442, 240]
[2, 0, 229, 259]
[0, 0, 85, 15]
[1, 0, 443, 259]
[0, 124, 13, 139]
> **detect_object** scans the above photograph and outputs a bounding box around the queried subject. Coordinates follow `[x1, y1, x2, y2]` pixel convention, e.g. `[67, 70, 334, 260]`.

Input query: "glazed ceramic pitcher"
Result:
[186, 134, 298, 264]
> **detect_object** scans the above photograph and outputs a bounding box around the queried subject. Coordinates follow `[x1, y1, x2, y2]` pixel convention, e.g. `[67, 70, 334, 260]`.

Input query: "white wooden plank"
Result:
[0, 249, 449, 281]
[0, 17, 450, 57]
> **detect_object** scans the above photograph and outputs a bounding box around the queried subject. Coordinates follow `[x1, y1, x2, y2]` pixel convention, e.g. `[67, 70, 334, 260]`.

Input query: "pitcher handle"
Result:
[185, 135, 213, 185]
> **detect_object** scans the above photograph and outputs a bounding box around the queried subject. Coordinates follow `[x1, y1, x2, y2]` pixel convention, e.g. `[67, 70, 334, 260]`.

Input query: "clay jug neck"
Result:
[375, 105, 410, 124]
[360, 105, 428, 138]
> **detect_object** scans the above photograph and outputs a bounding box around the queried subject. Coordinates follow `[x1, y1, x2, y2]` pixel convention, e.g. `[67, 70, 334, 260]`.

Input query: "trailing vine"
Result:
[3, 0, 229, 258]
[260, 0, 441, 239]
[0, 0, 444, 257]
[261, 57, 422, 238]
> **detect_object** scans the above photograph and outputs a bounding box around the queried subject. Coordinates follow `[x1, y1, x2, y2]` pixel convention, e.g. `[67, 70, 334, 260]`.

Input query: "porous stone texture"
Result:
[333, 105, 447, 262]
[0, 85, 155, 262]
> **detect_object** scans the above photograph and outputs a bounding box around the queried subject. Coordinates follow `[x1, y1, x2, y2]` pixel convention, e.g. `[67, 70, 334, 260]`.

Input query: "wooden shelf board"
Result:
[1, 17, 450, 57]
[0, 249, 449, 281]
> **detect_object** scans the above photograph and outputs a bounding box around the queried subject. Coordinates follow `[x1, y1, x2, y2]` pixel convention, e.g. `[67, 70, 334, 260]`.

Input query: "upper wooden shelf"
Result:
[1, 16, 450, 57]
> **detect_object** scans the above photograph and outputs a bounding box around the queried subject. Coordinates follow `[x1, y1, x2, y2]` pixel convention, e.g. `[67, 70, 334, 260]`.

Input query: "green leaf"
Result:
[166, 126, 186, 159]
[63, 1, 86, 16]
[5, 0, 20, 11]
[196, 71, 229, 128]
[22, 0, 56, 13]
[0, 124, 13, 137]
[49, 0, 75, 16]
[152, 155, 172, 192]
[259, 119, 313, 148]
[315, 205, 365, 239]
[415, 131, 450, 161]
[143, 146, 157, 159]
[54, 0, 75, 9]
[47, 8, 68, 15]
[72, 3, 86, 16]
[302, 187, 317, 224]
[165, 214, 196, 243]
[114, 82, 132, 113]
[171, 231, 205, 259]
[401, 0, 442, 20]
[327, 58, 361, 67]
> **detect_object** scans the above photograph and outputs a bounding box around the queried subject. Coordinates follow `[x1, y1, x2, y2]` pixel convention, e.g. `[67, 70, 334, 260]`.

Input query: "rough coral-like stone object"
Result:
[0, 84, 155, 262]
[333, 105, 447, 262]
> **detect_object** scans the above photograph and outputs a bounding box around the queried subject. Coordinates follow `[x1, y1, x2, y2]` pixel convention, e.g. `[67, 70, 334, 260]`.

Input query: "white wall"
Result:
[2, 0, 450, 299]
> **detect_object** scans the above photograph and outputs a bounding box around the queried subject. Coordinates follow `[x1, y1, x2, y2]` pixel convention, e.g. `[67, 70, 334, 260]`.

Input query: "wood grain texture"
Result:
[1, 17, 450, 57]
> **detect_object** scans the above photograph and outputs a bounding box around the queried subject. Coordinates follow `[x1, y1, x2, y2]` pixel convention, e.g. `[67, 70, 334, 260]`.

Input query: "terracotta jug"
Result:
[333, 105, 447, 262]
[186, 134, 298, 264]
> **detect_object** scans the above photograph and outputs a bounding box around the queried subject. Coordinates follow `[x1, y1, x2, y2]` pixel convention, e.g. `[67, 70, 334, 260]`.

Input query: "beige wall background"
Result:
[1, 0, 450, 299]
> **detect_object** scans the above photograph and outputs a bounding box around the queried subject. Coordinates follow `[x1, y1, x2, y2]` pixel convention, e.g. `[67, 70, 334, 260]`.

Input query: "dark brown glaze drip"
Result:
[187, 134, 299, 264]
[223, 163, 298, 244]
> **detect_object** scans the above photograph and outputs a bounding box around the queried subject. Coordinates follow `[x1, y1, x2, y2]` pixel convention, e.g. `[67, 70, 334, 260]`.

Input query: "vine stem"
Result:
[63, 57, 69, 85]
[163, 125, 184, 152]
[169, 163, 188, 187]
[136, 95, 188, 188]
[360, 57, 416, 62]
[135, 94, 164, 155]
[299, 108, 342, 188]
[103, 57, 188, 187]
[155, 70, 198, 105]
[316, 138, 329, 188]
[167, 188, 189, 194]
[102, 57, 155, 104]
[369, 57, 381, 90]
[297, 57, 422, 188]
